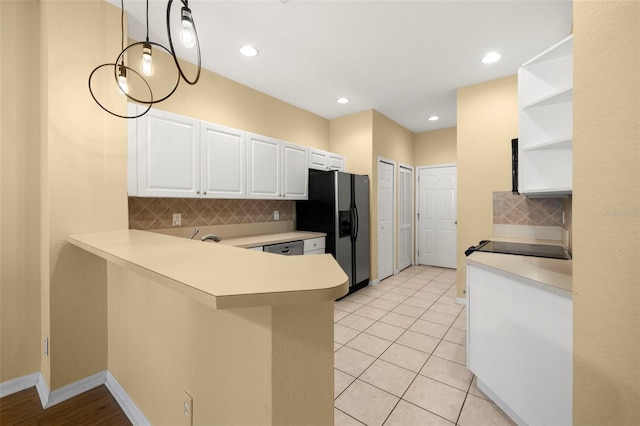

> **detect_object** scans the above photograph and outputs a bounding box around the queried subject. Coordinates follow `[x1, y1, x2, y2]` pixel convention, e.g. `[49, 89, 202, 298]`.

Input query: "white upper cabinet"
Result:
[309, 148, 345, 171]
[246, 133, 281, 199]
[200, 122, 245, 199]
[246, 134, 309, 200]
[136, 107, 201, 198]
[518, 35, 573, 196]
[281, 142, 308, 199]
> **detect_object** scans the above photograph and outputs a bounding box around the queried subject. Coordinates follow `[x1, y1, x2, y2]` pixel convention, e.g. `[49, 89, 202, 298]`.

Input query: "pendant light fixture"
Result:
[88, 0, 202, 118]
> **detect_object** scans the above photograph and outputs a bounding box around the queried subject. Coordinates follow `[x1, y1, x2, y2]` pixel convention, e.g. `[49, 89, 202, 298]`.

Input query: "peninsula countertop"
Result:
[220, 231, 326, 248]
[67, 229, 348, 309]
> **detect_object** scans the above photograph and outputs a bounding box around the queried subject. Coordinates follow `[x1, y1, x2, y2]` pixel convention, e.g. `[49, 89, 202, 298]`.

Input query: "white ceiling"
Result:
[107, 0, 573, 133]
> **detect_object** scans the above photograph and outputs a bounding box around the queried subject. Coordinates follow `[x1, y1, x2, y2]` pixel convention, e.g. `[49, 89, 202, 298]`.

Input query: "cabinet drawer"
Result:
[303, 237, 325, 252]
[305, 248, 325, 255]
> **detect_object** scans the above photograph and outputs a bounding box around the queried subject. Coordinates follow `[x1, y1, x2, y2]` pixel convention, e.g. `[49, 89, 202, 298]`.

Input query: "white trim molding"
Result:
[106, 371, 151, 426]
[456, 297, 468, 306]
[0, 372, 40, 398]
[39, 370, 107, 408]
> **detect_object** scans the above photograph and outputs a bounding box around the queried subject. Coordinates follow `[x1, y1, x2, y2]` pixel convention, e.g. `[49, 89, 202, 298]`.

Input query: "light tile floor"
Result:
[334, 265, 515, 426]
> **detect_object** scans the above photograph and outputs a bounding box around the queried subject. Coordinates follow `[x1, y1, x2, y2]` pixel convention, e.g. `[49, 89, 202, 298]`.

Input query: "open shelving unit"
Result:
[518, 35, 573, 196]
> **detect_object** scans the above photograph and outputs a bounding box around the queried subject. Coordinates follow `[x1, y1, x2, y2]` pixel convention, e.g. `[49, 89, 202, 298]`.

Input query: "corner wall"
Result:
[0, 0, 42, 383]
[456, 76, 517, 297]
[414, 127, 457, 166]
[573, 1, 640, 423]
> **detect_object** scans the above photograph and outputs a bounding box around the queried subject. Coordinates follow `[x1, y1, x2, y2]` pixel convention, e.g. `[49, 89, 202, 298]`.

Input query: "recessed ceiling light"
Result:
[240, 45, 259, 57]
[482, 51, 502, 64]
[428, 115, 439, 121]
[337, 97, 349, 104]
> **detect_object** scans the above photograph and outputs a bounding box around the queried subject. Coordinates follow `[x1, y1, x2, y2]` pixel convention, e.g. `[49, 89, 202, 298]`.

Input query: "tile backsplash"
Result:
[129, 197, 294, 230]
[493, 191, 563, 227]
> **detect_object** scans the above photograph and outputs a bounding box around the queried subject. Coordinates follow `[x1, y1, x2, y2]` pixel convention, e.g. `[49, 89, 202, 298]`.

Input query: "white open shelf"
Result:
[523, 88, 572, 109]
[522, 35, 573, 67]
[522, 137, 572, 151]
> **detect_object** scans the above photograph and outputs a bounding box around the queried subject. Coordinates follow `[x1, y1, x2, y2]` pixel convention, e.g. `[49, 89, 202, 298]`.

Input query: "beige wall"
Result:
[573, 1, 640, 424]
[456, 76, 518, 297]
[372, 111, 415, 277]
[0, 0, 42, 382]
[414, 127, 457, 166]
[329, 110, 374, 176]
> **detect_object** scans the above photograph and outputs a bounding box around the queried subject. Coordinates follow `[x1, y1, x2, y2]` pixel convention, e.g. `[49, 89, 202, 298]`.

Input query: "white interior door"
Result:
[398, 165, 413, 271]
[418, 166, 457, 268]
[378, 160, 394, 281]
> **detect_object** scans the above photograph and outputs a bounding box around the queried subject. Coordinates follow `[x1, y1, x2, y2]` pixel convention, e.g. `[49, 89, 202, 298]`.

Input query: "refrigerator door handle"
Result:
[352, 206, 359, 240]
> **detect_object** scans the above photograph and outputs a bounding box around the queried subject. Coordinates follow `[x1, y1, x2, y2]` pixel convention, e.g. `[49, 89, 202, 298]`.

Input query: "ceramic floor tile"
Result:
[420, 285, 447, 296]
[403, 375, 466, 423]
[392, 303, 426, 318]
[430, 302, 464, 316]
[334, 346, 376, 377]
[378, 292, 409, 303]
[379, 343, 431, 373]
[469, 376, 490, 401]
[429, 280, 454, 290]
[412, 290, 441, 302]
[405, 277, 431, 285]
[389, 287, 417, 297]
[443, 327, 466, 346]
[354, 305, 389, 321]
[452, 316, 467, 330]
[335, 324, 361, 345]
[420, 355, 473, 392]
[335, 408, 366, 426]
[396, 330, 440, 354]
[335, 300, 364, 313]
[379, 311, 417, 329]
[358, 287, 387, 298]
[433, 340, 467, 366]
[384, 400, 454, 426]
[402, 296, 436, 310]
[335, 380, 399, 426]
[409, 319, 450, 339]
[335, 342, 343, 352]
[415, 270, 442, 280]
[338, 314, 377, 332]
[347, 293, 377, 305]
[421, 310, 457, 327]
[335, 369, 357, 399]
[376, 282, 397, 292]
[335, 309, 350, 322]
[346, 332, 393, 357]
[367, 297, 400, 311]
[458, 394, 516, 426]
[398, 281, 424, 290]
[360, 359, 417, 397]
[365, 321, 405, 342]
[438, 295, 458, 305]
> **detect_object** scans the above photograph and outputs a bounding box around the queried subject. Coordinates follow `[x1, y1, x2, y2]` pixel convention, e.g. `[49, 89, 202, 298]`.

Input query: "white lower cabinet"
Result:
[303, 237, 325, 255]
[248, 246, 263, 252]
[466, 263, 572, 426]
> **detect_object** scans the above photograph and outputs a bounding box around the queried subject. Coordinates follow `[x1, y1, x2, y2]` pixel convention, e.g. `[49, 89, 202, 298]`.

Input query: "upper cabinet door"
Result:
[328, 154, 345, 171]
[246, 134, 280, 199]
[309, 148, 329, 170]
[281, 142, 308, 200]
[137, 108, 200, 198]
[201, 122, 245, 199]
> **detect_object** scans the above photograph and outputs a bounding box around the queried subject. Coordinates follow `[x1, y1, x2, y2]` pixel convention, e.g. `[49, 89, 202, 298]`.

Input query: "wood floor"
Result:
[0, 385, 130, 425]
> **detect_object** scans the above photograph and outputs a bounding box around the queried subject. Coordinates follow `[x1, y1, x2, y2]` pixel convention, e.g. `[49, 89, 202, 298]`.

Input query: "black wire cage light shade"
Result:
[88, 0, 201, 119]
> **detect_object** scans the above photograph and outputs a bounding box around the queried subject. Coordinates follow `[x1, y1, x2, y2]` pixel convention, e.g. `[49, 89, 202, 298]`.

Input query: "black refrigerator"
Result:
[296, 170, 370, 294]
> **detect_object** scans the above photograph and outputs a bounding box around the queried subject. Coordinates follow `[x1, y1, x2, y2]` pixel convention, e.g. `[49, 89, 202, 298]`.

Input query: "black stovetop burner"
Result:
[465, 240, 571, 260]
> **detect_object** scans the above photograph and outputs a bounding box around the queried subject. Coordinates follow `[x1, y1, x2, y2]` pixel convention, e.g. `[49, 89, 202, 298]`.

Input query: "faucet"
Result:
[200, 234, 222, 242]
[188, 228, 200, 239]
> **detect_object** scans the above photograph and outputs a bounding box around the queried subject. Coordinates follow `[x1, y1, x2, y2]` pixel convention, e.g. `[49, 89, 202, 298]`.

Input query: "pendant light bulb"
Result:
[141, 42, 153, 76]
[179, 7, 196, 49]
[117, 63, 129, 95]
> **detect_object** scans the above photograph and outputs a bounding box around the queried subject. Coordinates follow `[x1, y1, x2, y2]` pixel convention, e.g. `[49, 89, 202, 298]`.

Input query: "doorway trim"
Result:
[377, 156, 396, 283]
[415, 163, 458, 268]
[398, 162, 414, 272]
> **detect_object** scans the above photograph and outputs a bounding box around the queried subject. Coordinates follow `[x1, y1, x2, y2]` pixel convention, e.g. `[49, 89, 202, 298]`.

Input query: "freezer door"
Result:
[336, 172, 353, 286]
[353, 175, 370, 286]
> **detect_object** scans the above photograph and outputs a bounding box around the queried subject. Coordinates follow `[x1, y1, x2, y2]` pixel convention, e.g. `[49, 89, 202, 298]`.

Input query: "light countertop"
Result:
[220, 231, 326, 248]
[67, 230, 347, 309]
[466, 236, 572, 293]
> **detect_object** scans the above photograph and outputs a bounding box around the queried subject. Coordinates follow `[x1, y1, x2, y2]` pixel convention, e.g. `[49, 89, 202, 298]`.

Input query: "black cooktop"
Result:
[465, 240, 571, 260]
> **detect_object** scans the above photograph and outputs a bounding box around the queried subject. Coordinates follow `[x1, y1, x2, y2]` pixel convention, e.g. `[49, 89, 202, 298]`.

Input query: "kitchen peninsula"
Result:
[68, 229, 348, 425]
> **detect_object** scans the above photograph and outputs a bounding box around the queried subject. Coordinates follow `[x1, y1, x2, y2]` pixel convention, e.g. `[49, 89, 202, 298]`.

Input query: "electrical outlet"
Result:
[274, 210, 279, 220]
[173, 213, 182, 227]
[44, 337, 49, 356]
[182, 391, 193, 426]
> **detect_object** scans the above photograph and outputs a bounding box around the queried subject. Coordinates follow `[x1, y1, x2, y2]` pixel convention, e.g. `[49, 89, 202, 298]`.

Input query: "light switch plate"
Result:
[182, 391, 193, 426]
[173, 213, 182, 226]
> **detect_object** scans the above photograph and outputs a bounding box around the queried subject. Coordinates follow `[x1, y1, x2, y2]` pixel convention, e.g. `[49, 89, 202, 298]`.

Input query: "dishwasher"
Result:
[263, 240, 304, 256]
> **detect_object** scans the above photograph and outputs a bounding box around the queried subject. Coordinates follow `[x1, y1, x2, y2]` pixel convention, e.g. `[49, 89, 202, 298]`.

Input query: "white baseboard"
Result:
[456, 297, 468, 306]
[39, 370, 107, 408]
[369, 279, 380, 286]
[0, 372, 40, 398]
[106, 371, 150, 426]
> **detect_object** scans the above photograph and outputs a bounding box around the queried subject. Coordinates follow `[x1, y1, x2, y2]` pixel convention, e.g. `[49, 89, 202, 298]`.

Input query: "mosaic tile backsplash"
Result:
[493, 191, 563, 227]
[129, 197, 294, 230]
